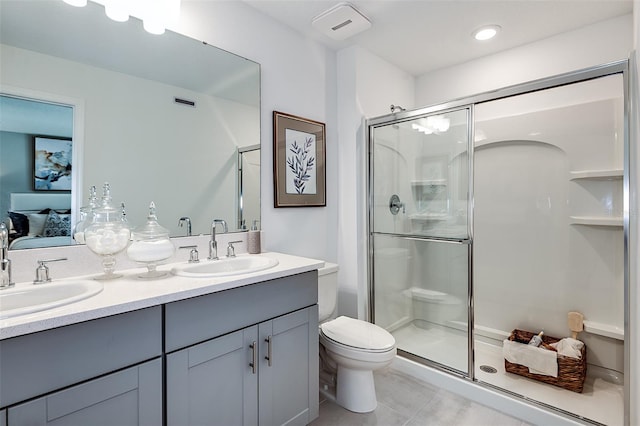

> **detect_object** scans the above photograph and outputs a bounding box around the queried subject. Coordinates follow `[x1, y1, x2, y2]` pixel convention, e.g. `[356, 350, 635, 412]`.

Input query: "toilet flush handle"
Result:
[389, 194, 405, 215]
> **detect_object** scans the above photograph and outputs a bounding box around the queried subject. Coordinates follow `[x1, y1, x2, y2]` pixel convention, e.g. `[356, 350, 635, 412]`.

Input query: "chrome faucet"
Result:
[226, 240, 242, 258]
[1, 223, 14, 289]
[33, 258, 68, 284]
[208, 219, 228, 260]
[178, 217, 192, 236]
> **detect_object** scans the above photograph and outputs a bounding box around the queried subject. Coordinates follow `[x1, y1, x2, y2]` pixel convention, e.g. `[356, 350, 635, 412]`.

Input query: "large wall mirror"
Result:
[0, 1, 261, 250]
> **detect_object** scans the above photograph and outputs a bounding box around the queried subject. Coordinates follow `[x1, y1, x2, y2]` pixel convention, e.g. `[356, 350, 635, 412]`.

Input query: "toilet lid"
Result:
[321, 316, 395, 351]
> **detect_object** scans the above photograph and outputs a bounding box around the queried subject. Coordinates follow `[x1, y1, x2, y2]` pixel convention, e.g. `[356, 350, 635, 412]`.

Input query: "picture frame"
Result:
[273, 111, 326, 207]
[34, 136, 72, 191]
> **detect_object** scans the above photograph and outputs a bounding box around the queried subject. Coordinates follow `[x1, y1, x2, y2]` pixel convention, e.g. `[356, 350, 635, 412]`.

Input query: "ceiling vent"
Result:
[312, 2, 371, 41]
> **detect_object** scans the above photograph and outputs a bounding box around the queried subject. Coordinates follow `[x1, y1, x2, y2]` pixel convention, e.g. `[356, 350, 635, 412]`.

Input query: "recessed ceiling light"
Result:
[473, 25, 501, 41]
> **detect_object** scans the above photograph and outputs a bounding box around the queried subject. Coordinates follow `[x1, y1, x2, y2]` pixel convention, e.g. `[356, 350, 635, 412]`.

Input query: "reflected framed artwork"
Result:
[273, 111, 326, 207]
[33, 137, 72, 191]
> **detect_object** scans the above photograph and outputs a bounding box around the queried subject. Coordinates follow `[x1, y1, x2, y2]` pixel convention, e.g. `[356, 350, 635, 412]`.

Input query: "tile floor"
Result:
[310, 368, 531, 426]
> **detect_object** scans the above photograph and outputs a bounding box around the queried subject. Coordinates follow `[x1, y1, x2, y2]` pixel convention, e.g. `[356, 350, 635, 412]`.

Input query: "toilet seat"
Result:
[320, 316, 395, 353]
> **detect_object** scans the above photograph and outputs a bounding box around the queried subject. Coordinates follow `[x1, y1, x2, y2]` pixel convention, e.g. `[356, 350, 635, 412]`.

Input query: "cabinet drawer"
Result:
[0, 306, 162, 408]
[165, 271, 317, 352]
[8, 358, 162, 426]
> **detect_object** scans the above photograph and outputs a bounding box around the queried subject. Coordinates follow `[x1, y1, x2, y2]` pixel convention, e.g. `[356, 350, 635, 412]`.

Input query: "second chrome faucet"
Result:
[208, 219, 228, 260]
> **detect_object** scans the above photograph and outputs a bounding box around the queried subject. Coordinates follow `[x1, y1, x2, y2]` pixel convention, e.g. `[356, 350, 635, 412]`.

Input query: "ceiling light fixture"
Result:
[473, 25, 501, 41]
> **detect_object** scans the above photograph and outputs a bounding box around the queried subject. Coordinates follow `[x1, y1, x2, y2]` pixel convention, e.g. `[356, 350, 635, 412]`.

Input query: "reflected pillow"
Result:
[28, 214, 48, 236]
[8, 211, 29, 237]
[43, 211, 71, 237]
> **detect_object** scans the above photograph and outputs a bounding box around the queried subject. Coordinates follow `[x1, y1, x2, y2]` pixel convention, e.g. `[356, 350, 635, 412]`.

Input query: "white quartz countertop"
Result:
[0, 252, 324, 340]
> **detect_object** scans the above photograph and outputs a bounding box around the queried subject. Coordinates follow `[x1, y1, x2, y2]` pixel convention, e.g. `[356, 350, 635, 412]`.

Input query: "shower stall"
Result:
[367, 61, 629, 425]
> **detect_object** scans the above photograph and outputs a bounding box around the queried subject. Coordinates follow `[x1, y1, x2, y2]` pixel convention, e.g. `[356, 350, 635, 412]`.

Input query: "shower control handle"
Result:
[389, 194, 405, 215]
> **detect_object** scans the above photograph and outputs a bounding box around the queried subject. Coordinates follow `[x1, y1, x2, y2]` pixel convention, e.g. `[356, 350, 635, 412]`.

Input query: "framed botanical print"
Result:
[273, 111, 326, 207]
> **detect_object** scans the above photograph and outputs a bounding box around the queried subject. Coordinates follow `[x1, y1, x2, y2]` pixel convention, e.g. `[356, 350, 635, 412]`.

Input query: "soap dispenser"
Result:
[248, 219, 261, 254]
[127, 201, 175, 279]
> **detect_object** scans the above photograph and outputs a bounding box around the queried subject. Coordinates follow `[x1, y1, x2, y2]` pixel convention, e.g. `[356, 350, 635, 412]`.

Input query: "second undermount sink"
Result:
[0, 279, 104, 320]
[171, 255, 279, 278]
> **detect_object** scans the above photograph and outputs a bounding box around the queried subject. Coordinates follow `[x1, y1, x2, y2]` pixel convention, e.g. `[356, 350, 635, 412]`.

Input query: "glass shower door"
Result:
[369, 108, 471, 374]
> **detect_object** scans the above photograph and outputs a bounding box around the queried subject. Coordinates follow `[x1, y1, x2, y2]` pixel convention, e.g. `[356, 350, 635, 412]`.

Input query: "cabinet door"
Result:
[1, 409, 6, 426]
[8, 358, 161, 426]
[258, 306, 319, 426]
[167, 326, 258, 426]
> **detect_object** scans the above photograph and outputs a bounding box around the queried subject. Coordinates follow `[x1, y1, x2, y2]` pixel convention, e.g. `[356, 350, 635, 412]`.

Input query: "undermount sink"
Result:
[0, 280, 104, 319]
[171, 255, 279, 278]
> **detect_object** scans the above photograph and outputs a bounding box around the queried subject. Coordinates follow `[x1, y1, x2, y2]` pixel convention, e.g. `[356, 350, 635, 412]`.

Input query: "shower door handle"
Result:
[389, 194, 405, 215]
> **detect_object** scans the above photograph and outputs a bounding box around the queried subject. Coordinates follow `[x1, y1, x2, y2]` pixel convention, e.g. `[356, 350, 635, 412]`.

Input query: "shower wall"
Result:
[474, 75, 625, 373]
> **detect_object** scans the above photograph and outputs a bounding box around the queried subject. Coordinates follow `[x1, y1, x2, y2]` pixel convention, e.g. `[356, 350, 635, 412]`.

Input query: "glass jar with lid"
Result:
[73, 185, 98, 244]
[127, 201, 175, 279]
[84, 183, 131, 280]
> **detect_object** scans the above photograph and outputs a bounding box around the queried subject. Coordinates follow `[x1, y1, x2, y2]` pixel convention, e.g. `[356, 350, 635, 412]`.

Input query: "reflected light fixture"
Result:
[60, 0, 181, 35]
[411, 115, 450, 135]
[105, 0, 129, 22]
[63, 0, 88, 6]
[473, 25, 501, 41]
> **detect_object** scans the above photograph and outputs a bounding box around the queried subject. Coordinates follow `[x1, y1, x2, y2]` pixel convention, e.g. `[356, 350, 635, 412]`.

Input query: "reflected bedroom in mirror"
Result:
[0, 0, 261, 250]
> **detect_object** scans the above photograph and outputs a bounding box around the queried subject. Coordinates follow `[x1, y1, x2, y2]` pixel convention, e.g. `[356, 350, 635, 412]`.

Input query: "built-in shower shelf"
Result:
[569, 216, 623, 227]
[583, 320, 624, 340]
[569, 169, 623, 180]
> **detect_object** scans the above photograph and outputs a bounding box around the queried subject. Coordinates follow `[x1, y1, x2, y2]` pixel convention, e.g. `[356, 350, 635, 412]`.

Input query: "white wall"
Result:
[335, 46, 415, 318]
[416, 14, 632, 106]
[173, 1, 338, 262]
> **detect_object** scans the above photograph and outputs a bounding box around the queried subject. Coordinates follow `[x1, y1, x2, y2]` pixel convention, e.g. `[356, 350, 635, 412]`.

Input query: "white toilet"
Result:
[318, 262, 397, 413]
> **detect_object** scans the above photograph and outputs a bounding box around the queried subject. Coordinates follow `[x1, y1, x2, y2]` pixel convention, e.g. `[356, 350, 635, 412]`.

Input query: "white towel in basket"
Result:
[551, 338, 584, 359]
[503, 339, 558, 378]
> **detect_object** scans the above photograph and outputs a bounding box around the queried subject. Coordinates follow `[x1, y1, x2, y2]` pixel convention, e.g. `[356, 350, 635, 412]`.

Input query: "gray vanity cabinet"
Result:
[1, 270, 319, 426]
[7, 359, 162, 426]
[167, 326, 259, 426]
[165, 271, 319, 426]
[167, 306, 318, 426]
[0, 306, 162, 426]
[258, 306, 318, 426]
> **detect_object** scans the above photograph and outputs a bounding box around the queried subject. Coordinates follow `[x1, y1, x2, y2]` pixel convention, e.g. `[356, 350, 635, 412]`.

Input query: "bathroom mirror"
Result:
[0, 0, 260, 249]
[237, 145, 261, 231]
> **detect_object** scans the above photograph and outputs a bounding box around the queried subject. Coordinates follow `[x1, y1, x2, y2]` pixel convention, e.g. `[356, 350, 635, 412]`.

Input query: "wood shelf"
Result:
[569, 216, 623, 227]
[569, 169, 623, 180]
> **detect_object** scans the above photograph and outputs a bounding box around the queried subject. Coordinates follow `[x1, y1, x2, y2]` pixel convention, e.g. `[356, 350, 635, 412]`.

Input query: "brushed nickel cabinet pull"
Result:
[264, 336, 272, 367]
[249, 341, 257, 374]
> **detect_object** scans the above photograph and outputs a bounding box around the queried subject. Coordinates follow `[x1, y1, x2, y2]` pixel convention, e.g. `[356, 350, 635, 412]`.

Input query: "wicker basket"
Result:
[504, 329, 587, 393]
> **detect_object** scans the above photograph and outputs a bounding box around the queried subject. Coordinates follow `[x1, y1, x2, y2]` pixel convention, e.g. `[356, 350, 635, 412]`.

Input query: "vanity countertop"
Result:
[0, 252, 324, 340]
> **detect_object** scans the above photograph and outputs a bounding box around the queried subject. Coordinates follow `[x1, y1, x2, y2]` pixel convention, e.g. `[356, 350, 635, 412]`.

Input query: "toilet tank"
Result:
[318, 262, 339, 322]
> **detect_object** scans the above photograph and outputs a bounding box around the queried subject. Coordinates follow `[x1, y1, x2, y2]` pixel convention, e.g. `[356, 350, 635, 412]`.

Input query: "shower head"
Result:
[390, 104, 406, 113]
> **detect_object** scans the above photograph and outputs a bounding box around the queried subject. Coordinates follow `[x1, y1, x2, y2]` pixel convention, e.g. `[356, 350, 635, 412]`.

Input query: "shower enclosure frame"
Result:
[366, 59, 631, 424]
